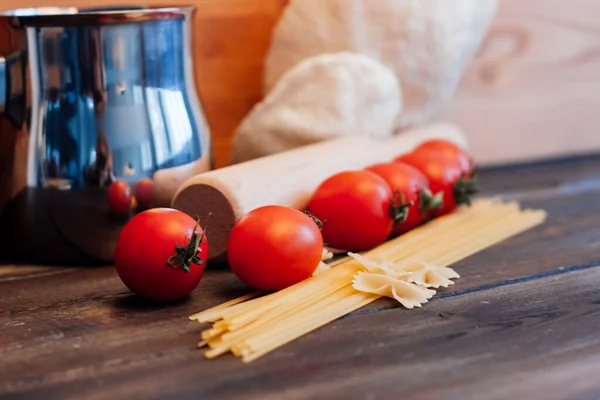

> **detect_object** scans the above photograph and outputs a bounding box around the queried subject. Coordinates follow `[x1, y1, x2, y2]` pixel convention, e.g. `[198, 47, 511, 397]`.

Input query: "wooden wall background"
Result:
[442, 0, 600, 166]
[1, 0, 599, 169]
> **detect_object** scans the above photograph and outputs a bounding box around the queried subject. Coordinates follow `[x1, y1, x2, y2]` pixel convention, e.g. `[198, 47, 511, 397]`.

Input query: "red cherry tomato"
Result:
[115, 208, 208, 301]
[366, 162, 442, 236]
[307, 170, 394, 251]
[414, 140, 475, 176]
[228, 206, 323, 291]
[135, 178, 154, 209]
[395, 150, 476, 216]
[108, 180, 132, 216]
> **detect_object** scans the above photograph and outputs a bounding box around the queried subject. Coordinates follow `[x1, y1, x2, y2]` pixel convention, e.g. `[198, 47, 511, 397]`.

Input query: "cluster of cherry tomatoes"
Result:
[227, 139, 476, 292]
[107, 177, 155, 216]
[309, 139, 476, 251]
[112, 139, 475, 302]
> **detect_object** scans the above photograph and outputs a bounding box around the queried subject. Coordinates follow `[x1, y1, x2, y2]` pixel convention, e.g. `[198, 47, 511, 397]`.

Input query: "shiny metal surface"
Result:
[0, 56, 6, 113]
[0, 51, 26, 125]
[0, 7, 212, 265]
[2, 6, 194, 26]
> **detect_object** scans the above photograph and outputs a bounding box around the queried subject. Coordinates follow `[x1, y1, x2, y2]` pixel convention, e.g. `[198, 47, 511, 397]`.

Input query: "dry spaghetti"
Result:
[189, 198, 546, 363]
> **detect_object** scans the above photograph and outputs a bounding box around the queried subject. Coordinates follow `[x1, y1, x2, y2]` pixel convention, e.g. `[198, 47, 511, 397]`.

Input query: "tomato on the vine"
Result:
[307, 170, 398, 251]
[228, 206, 323, 291]
[108, 180, 132, 216]
[115, 208, 208, 301]
[414, 140, 475, 176]
[395, 150, 477, 216]
[366, 162, 442, 235]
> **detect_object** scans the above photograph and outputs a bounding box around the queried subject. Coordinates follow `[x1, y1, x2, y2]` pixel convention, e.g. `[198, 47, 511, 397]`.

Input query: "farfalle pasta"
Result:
[352, 272, 436, 309]
[348, 250, 460, 302]
[313, 261, 332, 276]
[399, 262, 460, 288]
[312, 248, 335, 275]
[347, 252, 411, 280]
[321, 248, 334, 261]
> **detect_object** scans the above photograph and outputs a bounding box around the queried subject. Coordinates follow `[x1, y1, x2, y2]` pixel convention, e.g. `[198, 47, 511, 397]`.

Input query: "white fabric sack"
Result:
[230, 52, 401, 164]
[264, 0, 498, 129]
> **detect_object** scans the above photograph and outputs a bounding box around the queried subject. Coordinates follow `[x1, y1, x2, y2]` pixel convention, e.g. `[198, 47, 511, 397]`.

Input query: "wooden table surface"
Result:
[2, 156, 600, 400]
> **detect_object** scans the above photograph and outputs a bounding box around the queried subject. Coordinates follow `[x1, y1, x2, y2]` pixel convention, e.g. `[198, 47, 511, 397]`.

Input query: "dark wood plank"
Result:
[476, 154, 600, 195]
[0, 265, 73, 280]
[4, 257, 600, 399]
[2, 156, 600, 399]
[241, 266, 600, 400]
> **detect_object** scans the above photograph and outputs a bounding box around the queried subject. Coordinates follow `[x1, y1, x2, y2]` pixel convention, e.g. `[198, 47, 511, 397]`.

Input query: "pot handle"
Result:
[0, 51, 26, 128]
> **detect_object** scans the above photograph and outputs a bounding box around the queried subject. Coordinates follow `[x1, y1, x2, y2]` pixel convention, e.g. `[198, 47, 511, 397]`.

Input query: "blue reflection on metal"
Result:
[25, 10, 207, 189]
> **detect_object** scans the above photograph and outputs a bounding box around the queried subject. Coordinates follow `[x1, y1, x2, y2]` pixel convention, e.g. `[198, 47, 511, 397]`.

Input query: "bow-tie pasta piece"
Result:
[352, 272, 436, 309]
[348, 252, 410, 280]
[437, 266, 461, 280]
[265, 0, 498, 129]
[230, 52, 401, 164]
[321, 248, 334, 262]
[312, 261, 332, 276]
[400, 262, 460, 288]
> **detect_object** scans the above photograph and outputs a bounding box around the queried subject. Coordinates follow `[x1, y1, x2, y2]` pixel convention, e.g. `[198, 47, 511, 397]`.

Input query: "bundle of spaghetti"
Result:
[189, 198, 547, 363]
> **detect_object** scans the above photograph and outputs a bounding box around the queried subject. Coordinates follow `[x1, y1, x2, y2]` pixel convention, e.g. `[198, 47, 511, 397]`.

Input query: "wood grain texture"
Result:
[2, 156, 600, 399]
[442, 0, 600, 165]
[2, 254, 600, 399]
[243, 266, 600, 400]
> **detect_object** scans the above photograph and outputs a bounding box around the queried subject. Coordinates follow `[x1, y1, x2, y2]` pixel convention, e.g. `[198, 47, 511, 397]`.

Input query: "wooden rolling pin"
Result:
[172, 122, 468, 261]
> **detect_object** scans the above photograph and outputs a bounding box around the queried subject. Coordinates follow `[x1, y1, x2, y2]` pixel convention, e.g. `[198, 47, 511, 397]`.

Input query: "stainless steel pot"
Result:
[0, 6, 212, 265]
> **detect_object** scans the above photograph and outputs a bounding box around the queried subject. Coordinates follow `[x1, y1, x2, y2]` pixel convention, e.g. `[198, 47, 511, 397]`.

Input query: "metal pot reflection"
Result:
[0, 6, 213, 265]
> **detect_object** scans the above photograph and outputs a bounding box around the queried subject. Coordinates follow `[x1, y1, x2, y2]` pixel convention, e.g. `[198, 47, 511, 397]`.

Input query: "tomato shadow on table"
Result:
[111, 292, 191, 312]
[109, 283, 254, 315]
